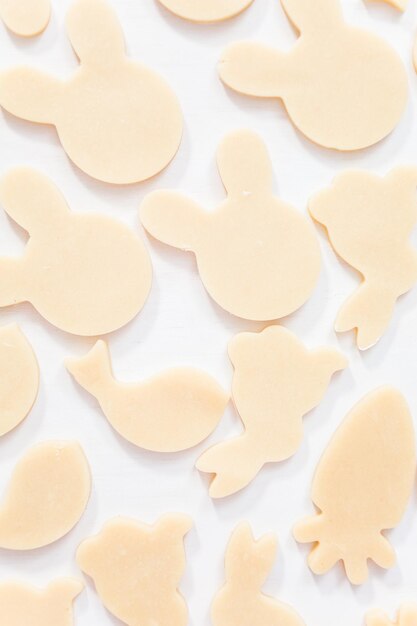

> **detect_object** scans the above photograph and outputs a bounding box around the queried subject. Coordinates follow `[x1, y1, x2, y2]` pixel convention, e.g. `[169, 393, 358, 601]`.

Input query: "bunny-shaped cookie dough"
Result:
[370, 0, 407, 10]
[366, 605, 417, 626]
[0, 578, 83, 626]
[77, 514, 192, 626]
[0, 0, 50, 36]
[294, 387, 416, 584]
[0, 168, 152, 336]
[141, 130, 320, 321]
[197, 326, 346, 498]
[212, 523, 305, 626]
[309, 168, 417, 350]
[157, 0, 254, 23]
[219, 0, 407, 150]
[0, 0, 182, 184]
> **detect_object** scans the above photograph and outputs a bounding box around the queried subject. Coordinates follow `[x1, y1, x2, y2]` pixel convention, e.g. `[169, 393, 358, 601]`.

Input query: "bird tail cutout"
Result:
[66, 340, 114, 398]
[196, 435, 264, 498]
[0, 258, 26, 307]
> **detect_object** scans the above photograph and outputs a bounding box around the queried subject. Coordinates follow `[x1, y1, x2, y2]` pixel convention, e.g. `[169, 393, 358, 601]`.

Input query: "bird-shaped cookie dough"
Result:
[157, 0, 254, 22]
[197, 326, 346, 498]
[0, 0, 50, 36]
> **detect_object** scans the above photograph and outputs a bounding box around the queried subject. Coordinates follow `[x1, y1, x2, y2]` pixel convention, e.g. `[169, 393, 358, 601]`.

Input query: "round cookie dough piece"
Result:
[157, 0, 254, 23]
[0, 0, 50, 37]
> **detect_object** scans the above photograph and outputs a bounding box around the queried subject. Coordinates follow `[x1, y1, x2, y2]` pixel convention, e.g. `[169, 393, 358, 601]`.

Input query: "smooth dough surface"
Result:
[368, 0, 407, 10]
[212, 523, 305, 626]
[219, 0, 408, 150]
[157, 0, 254, 22]
[0, 0, 182, 184]
[293, 387, 416, 584]
[0, 324, 39, 436]
[0, 167, 152, 336]
[0, 578, 83, 626]
[141, 130, 321, 321]
[366, 605, 417, 626]
[66, 339, 229, 452]
[0, 440, 91, 550]
[309, 167, 417, 350]
[77, 514, 192, 626]
[0, 0, 50, 37]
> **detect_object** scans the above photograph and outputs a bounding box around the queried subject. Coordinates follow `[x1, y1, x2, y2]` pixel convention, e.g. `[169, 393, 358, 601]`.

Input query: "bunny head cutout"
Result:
[219, 0, 408, 150]
[157, 0, 254, 23]
[0, 0, 50, 37]
[141, 130, 320, 321]
[0, 0, 183, 184]
[366, 605, 417, 626]
[0, 168, 152, 336]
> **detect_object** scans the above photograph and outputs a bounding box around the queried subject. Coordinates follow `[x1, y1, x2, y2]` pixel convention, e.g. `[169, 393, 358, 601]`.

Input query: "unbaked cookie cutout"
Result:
[219, 0, 407, 150]
[0, 0, 50, 37]
[66, 339, 229, 452]
[141, 130, 320, 321]
[0, 324, 39, 437]
[157, 0, 254, 23]
[0, 0, 182, 184]
[0, 441, 91, 550]
[309, 167, 417, 350]
[294, 387, 416, 584]
[0, 578, 83, 626]
[0, 168, 152, 336]
[366, 605, 417, 626]
[367, 0, 407, 10]
[77, 514, 192, 626]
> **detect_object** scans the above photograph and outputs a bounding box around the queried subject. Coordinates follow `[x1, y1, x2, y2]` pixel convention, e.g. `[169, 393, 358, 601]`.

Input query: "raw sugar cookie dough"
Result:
[366, 605, 417, 626]
[0, 168, 152, 336]
[212, 523, 305, 626]
[0, 0, 50, 37]
[368, 0, 407, 10]
[219, 0, 407, 150]
[0, 579, 83, 626]
[294, 387, 416, 584]
[309, 167, 417, 350]
[157, 0, 254, 23]
[66, 340, 229, 452]
[197, 326, 346, 498]
[0, 324, 39, 437]
[0, 0, 183, 184]
[141, 130, 321, 321]
[77, 514, 192, 626]
[0, 441, 91, 550]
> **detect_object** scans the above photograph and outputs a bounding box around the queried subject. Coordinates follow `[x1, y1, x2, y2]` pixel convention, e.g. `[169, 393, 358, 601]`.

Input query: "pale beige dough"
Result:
[0, 0, 182, 184]
[0, 440, 91, 550]
[366, 605, 417, 626]
[294, 387, 416, 584]
[219, 0, 408, 151]
[157, 0, 254, 23]
[0, 0, 50, 37]
[0, 324, 39, 437]
[309, 167, 417, 350]
[212, 523, 305, 626]
[0, 578, 83, 626]
[0, 167, 152, 336]
[141, 130, 320, 321]
[66, 339, 229, 452]
[368, 0, 407, 10]
[77, 514, 192, 626]
[197, 326, 346, 498]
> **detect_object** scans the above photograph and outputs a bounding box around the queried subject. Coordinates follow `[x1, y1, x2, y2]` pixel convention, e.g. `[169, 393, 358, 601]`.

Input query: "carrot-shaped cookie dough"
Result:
[219, 0, 407, 151]
[157, 0, 254, 22]
[66, 339, 229, 452]
[0, 168, 152, 336]
[366, 605, 417, 626]
[0, 578, 83, 626]
[294, 387, 416, 584]
[0, 441, 91, 550]
[197, 326, 346, 498]
[141, 130, 320, 321]
[309, 168, 417, 350]
[0, 324, 39, 437]
[212, 523, 305, 626]
[0, 0, 182, 184]
[0, 0, 50, 37]
[77, 514, 192, 626]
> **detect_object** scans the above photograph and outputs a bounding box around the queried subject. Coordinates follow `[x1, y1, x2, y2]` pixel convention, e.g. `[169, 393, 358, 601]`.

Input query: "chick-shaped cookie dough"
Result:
[0, 0, 182, 184]
[294, 387, 416, 585]
[309, 168, 417, 350]
[0, 324, 39, 437]
[66, 339, 229, 452]
[77, 514, 192, 626]
[157, 0, 254, 23]
[0, 0, 50, 36]
[366, 605, 417, 626]
[0, 441, 91, 550]
[141, 130, 320, 321]
[219, 0, 407, 151]
[0, 168, 152, 336]
[212, 523, 305, 626]
[197, 325, 346, 498]
[0, 578, 83, 626]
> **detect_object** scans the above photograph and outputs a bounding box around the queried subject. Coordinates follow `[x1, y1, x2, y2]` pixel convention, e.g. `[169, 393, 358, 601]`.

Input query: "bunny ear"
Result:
[280, 0, 342, 34]
[66, 0, 125, 67]
[225, 523, 254, 577]
[0, 67, 62, 124]
[0, 168, 69, 234]
[217, 130, 273, 197]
